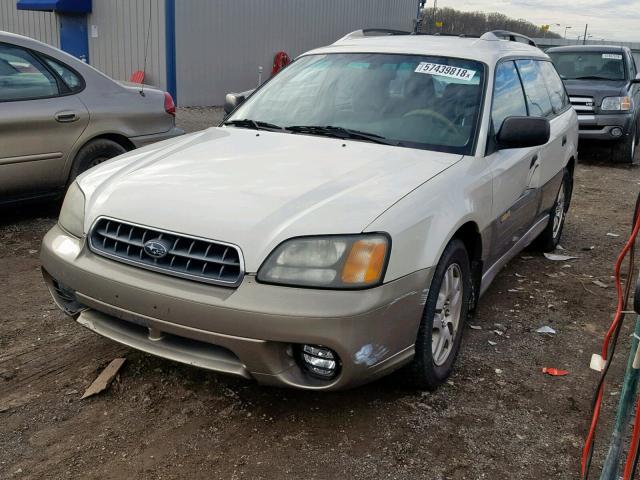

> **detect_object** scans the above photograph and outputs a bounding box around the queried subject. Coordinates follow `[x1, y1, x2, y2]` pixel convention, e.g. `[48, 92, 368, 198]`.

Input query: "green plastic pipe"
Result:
[599, 315, 640, 480]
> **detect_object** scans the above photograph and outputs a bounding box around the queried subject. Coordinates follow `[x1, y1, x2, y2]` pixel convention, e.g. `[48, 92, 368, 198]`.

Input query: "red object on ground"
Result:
[271, 51, 291, 76]
[129, 70, 145, 84]
[163, 92, 175, 116]
[542, 367, 569, 376]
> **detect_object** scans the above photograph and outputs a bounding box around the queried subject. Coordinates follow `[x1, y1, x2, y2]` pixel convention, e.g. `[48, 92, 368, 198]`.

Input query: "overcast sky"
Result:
[434, 0, 640, 42]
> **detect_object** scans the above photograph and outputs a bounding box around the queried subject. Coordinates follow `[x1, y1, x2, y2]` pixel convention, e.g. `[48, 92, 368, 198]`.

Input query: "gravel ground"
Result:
[1, 109, 639, 479]
[176, 107, 225, 133]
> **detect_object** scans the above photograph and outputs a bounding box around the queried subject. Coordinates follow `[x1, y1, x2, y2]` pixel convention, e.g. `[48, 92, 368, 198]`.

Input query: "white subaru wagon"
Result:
[41, 30, 578, 391]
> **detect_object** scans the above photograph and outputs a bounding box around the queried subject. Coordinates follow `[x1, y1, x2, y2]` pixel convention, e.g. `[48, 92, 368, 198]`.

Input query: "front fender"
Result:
[365, 156, 493, 282]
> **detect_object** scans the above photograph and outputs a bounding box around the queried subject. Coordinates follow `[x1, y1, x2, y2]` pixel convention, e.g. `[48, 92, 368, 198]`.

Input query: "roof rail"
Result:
[481, 30, 537, 47]
[335, 29, 413, 43]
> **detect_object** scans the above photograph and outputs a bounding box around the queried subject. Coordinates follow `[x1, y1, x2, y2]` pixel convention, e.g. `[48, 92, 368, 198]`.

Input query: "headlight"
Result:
[58, 182, 86, 237]
[601, 96, 632, 112]
[257, 234, 390, 288]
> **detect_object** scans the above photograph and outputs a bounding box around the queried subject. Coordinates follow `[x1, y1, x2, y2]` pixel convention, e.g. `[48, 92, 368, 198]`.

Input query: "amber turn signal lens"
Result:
[341, 238, 387, 284]
[621, 96, 632, 110]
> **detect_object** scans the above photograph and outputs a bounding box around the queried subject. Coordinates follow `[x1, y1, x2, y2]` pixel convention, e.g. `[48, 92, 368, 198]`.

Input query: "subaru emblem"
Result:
[144, 239, 171, 259]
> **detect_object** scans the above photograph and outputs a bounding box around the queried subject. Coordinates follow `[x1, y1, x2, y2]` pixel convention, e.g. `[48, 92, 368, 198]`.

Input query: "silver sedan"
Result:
[0, 31, 183, 204]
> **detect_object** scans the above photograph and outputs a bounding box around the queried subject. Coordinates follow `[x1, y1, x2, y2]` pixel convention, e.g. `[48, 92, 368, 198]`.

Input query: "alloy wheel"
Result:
[432, 263, 463, 366]
[552, 182, 565, 239]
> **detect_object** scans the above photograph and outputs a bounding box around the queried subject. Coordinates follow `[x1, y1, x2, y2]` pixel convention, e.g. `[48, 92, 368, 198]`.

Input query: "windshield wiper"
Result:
[285, 125, 399, 146]
[223, 119, 283, 131]
[571, 75, 619, 81]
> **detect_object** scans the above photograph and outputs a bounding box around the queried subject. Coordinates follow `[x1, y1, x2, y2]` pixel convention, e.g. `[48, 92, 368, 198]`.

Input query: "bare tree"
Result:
[418, 7, 562, 39]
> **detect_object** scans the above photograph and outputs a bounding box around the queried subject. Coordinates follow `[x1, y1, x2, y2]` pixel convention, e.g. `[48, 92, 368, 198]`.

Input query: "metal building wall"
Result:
[0, 0, 59, 47]
[87, 0, 167, 90]
[175, 0, 417, 106]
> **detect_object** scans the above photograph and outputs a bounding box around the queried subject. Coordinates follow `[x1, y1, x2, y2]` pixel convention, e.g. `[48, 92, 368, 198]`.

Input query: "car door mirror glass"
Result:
[496, 116, 550, 149]
[224, 93, 245, 114]
[224, 89, 255, 114]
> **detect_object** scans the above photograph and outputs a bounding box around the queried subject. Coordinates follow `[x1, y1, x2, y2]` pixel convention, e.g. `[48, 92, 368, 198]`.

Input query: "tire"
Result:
[534, 169, 571, 252]
[68, 139, 127, 183]
[403, 238, 471, 390]
[610, 127, 637, 164]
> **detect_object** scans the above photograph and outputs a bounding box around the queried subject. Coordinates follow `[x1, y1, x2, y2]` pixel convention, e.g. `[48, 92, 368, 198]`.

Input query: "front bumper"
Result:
[41, 224, 431, 390]
[129, 126, 185, 148]
[577, 112, 634, 141]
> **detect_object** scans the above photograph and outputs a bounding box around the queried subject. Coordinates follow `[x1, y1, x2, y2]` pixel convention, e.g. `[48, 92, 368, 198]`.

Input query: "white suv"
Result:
[41, 30, 578, 391]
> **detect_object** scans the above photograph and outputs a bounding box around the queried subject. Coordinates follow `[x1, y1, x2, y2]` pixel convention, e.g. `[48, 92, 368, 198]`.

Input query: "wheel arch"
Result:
[449, 221, 483, 311]
[64, 132, 135, 184]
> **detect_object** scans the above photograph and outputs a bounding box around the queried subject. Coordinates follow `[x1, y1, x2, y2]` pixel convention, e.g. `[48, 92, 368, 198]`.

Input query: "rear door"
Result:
[485, 60, 541, 262]
[0, 42, 89, 198]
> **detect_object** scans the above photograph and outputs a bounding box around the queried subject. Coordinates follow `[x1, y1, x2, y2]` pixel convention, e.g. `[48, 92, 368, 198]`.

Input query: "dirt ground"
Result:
[1, 110, 640, 479]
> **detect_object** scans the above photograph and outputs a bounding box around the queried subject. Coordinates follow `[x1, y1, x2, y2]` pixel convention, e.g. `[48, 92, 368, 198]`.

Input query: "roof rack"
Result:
[480, 30, 537, 47]
[361, 28, 413, 36]
[335, 28, 538, 47]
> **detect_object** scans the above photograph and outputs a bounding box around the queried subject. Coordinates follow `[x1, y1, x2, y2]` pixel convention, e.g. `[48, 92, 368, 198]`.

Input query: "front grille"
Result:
[89, 218, 244, 287]
[570, 96, 595, 113]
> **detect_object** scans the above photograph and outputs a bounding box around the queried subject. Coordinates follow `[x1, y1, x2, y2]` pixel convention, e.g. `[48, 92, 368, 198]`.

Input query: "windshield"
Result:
[227, 53, 485, 155]
[549, 51, 626, 81]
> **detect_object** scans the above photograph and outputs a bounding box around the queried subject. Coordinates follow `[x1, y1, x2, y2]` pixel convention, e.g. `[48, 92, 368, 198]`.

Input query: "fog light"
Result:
[300, 345, 339, 379]
[611, 127, 623, 137]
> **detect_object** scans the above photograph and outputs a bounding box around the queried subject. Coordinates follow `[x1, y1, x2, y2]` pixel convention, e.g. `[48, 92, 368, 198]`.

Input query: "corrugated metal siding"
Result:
[175, 0, 417, 106]
[0, 0, 59, 46]
[88, 0, 166, 89]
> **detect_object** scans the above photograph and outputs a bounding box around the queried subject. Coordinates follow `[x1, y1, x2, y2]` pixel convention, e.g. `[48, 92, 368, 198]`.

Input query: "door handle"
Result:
[54, 111, 78, 123]
[562, 135, 567, 146]
[530, 154, 538, 169]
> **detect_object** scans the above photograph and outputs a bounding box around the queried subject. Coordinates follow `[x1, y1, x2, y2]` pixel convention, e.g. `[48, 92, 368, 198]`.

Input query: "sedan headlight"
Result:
[257, 234, 390, 288]
[601, 96, 632, 112]
[58, 182, 86, 237]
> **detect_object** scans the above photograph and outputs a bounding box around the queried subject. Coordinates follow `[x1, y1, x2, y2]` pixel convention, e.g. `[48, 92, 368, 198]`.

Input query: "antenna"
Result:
[140, 0, 152, 96]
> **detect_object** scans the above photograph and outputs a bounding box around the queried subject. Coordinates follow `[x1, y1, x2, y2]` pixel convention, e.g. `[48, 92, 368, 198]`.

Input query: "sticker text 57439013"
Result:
[414, 62, 476, 81]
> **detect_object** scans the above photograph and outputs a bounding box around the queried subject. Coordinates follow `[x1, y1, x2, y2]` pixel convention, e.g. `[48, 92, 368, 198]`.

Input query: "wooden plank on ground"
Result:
[81, 358, 126, 399]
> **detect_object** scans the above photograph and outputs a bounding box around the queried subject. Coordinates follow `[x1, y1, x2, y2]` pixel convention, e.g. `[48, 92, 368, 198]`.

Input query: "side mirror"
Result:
[630, 75, 640, 84]
[497, 116, 550, 149]
[223, 89, 255, 114]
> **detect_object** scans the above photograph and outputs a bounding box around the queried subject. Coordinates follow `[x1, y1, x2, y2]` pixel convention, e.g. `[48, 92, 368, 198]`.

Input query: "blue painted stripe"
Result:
[165, 0, 177, 103]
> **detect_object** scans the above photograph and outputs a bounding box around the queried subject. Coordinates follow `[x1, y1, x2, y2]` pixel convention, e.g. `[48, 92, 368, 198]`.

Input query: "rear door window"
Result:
[0, 43, 59, 101]
[515, 59, 553, 118]
[538, 61, 569, 113]
[491, 60, 528, 132]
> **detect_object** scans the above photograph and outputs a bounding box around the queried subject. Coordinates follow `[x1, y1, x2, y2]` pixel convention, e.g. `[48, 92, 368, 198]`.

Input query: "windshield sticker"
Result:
[414, 62, 476, 81]
[602, 53, 622, 60]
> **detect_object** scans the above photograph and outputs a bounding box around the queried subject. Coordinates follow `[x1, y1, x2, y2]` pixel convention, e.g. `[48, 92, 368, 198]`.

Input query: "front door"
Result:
[486, 60, 540, 264]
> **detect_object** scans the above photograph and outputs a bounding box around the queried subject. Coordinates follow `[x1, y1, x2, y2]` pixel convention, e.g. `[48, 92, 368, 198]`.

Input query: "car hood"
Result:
[78, 127, 460, 271]
[563, 79, 628, 101]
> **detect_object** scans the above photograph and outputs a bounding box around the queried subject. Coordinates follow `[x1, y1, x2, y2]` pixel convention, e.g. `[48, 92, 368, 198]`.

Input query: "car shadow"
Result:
[0, 200, 60, 227]
[579, 140, 639, 167]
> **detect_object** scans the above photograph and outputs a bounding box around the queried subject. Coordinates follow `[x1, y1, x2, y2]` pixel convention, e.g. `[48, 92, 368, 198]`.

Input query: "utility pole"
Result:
[432, 0, 438, 34]
[415, 0, 426, 34]
[583, 24, 588, 45]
